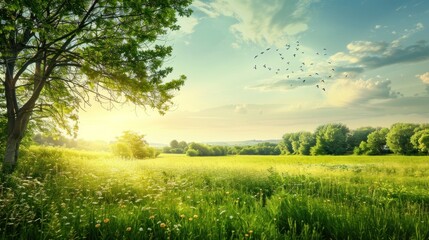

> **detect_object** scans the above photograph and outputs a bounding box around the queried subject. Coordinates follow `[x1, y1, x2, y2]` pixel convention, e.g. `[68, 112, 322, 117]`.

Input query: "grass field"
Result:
[1, 146, 429, 239]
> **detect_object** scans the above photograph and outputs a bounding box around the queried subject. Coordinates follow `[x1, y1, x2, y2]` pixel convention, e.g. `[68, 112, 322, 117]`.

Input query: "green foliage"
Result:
[347, 126, 376, 151]
[185, 143, 227, 156]
[163, 139, 188, 154]
[111, 131, 159, 159]
[386, 123, 419, 155]
[237, 143, 281, 155]
[411, 128, 429, 154]
[310, 123, 349, 155]
[355, 128, 390, 155]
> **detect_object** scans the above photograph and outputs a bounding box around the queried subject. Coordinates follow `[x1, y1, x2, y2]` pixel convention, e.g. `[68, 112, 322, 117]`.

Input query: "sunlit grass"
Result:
[1, 146, 429, 239]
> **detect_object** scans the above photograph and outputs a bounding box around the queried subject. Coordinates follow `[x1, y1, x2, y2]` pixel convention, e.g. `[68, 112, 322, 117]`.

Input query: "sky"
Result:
[78, 0, 429, 144]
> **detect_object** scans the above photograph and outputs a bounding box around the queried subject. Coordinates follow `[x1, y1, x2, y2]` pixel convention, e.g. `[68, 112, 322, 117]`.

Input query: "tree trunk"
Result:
[3, 135, 20, 174]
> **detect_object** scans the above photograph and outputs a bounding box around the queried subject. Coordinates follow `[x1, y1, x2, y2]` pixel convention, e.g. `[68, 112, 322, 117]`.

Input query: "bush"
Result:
[186, 149, 199, 157]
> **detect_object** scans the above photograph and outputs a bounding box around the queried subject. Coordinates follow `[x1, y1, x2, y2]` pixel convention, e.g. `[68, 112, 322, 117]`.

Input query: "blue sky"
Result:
[79, 0, 429, 143]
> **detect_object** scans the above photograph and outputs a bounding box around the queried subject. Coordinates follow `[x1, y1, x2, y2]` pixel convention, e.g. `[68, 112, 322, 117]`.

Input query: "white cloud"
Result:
[176, 15, 199, 35]
[193, 0, 318, 46]
[192, 1, 220, 18]
[330, 39, 429, 71]
[417, 72, 429, 84]
[327, 78, 397, 107]
[346, 41, 388, 55]
[234, 104, 248, 114]
[231, 42, 241, 49]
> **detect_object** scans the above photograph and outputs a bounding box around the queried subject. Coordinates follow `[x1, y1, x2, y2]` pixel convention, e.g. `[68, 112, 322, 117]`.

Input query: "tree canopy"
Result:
[1, 0, 192, 173]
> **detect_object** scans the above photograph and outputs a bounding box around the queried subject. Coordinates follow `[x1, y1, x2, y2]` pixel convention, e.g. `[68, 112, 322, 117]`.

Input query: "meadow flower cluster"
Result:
[1, 146, 429, 239]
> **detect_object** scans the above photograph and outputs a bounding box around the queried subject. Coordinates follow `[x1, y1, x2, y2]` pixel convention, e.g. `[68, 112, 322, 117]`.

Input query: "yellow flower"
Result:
[95, 223, 101, 228]
[180, 214, 185, 219]
[245, 233, 249, 237]
[160, 223, 166, 228]
[188, 217, 193, 221]
[193, 214, 198, 219]
[126, 227, 131, 232]
[248, 230, 253, 235]
[103, 218, 110, 223]
[149, 215, 155, 220]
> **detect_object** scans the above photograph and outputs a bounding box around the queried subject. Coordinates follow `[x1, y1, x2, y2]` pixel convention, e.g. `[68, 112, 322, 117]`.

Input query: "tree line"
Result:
[163, 123, 429, 157]
[280, 123, 428, 156]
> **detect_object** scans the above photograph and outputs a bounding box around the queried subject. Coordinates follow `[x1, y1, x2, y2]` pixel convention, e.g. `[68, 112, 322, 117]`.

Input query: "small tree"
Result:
[112, 131, 158, 159]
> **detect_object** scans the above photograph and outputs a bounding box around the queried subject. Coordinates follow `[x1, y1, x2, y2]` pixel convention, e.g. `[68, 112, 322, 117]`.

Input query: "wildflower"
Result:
[245, 233, 249, 237]
[139, 227, 144, 232]
[149, 215, 155, 220]
[126, 227, 132, 232]
[160, 223, 166, 228]
[103, 218, 110, 223]
[180, 214, 185, 219]
[188, 217, 193, 221]
[193, 214, 198, 219]
[95, 223, 101, 228]
[248, 230, 253, 235]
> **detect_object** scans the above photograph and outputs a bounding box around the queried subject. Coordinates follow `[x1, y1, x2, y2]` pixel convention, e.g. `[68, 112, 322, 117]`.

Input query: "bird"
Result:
[328, 75, 332, 78]
[268, 67, 272, 71]
[328, 61, 331, 64]
[266, 48, 271, 51]
[261, 51, 264, 54]
[293, 54, 296, 57]
[254, 65, 257, 69]
[315, 73, 319, 75]
[316, 84, 319, 88]
[322, 88, 326, 91]
[303, 79, 306, 83]
[281, 57, 284, 60]
[316, 52, 319, 55]
[254, 55, 258, 59]
[323, 48, 327, 51]
[331, 68, 335, 71]
[321, 80, 325, 83]
[263, 64, 266, 68]
[276, 49, 279, 51]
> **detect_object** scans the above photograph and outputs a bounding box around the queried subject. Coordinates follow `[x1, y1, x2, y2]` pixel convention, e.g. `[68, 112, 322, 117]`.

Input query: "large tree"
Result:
[310, 123, 349, 155]
[0, 0, 192, 173]
[386, 123, 418, 155]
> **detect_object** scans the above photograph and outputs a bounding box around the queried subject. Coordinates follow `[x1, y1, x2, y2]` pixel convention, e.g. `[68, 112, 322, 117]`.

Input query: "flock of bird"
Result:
[252, 41, 344, 92]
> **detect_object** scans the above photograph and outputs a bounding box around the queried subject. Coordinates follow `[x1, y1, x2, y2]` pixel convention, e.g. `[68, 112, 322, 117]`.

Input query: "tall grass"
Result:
[0, 146, 428, 239]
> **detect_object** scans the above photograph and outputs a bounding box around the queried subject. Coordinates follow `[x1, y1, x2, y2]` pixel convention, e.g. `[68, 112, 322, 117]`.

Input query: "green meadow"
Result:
[1, 146, 429, 239]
